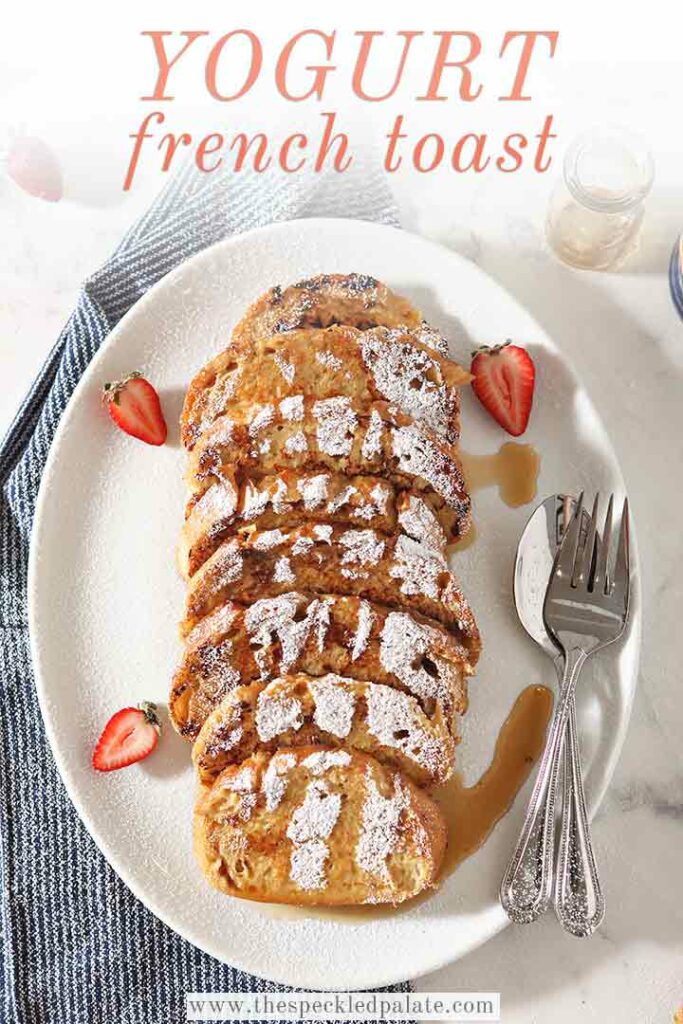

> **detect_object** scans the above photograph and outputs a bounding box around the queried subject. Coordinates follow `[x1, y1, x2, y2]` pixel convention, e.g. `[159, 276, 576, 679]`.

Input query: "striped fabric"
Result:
[0, 161, 405, 1023]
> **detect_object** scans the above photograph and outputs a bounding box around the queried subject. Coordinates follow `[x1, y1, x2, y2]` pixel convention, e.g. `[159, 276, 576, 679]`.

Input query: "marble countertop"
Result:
[1, 25, 682, 1024]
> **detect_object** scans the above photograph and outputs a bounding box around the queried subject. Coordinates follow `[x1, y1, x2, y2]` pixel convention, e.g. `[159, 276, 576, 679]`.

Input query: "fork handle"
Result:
[555, 699, 605, 936]
[500, 646, 587, 923]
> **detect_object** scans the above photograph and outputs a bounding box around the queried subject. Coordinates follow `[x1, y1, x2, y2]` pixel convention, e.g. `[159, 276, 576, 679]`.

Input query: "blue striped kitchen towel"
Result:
[0, 159, 405, 1024]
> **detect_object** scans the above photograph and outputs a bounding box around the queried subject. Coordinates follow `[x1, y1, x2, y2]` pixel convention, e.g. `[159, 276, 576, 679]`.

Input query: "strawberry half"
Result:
[92, 702, 161, 772]
[470, 341, 536, 437]
[7, 135, 63, 202]
[102, 372, 167, 446]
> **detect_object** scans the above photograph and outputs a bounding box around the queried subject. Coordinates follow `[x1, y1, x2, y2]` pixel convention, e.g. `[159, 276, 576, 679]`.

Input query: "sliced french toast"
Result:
[194, 746, 447, 905]
[170, 593, 474, 740]
[181, 523, 479, 644]
[181, 324, 469, 449]
[234, 274, 427, 349]
[186, 397, 470, 542]
[178, 471, 447, 579]
[181, 274, 434, 449]
[192, 674, 456, 787]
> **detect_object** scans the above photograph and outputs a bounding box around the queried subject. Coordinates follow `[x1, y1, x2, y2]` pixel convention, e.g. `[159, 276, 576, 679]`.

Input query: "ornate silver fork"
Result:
[500, 493, 631, 933]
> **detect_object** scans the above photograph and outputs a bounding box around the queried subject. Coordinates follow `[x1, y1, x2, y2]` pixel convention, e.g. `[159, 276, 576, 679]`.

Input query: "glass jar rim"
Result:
[564, 127, 654, 213]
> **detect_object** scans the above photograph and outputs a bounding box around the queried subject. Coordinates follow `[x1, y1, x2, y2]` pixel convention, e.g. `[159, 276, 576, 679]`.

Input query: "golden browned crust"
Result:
[192, 674, 456, 787]
[186, 397, 470, 542]
[180, 323, 469, 449]
[193, 746, 447, 906]
[181, 523, 479, 645]
[181, 274, 429, 449]
[170, 593, 473, 740]
[177, 470, 447, 579]
[174, 271, 480, 910]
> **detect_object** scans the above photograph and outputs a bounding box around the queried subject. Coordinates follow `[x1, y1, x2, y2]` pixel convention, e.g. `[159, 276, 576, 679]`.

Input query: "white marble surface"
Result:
[1, 9, 682, 1022]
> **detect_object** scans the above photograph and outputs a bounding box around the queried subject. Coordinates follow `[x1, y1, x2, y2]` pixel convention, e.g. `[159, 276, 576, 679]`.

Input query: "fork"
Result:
[500, 493, 631, 933]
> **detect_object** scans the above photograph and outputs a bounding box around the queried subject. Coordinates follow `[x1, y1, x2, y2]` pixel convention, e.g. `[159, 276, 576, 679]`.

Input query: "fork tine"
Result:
[593, 494, 614, 594]
[575, 493, 599, 588]
[556, 492, 584, 580]
[612, 498, 631, 602]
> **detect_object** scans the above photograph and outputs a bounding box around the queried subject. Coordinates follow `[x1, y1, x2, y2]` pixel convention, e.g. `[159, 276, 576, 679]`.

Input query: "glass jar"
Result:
[546, 127, 654, 271]
[670, 236, 683, 320]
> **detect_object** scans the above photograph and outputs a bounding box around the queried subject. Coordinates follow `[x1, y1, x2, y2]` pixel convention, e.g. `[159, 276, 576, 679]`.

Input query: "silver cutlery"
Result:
[500, 494, 631, 933]
[511, 494, 604, 935]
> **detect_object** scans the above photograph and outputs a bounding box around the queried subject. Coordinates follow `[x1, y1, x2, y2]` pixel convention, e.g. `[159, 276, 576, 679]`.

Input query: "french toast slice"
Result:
[169, 593, 474, 740]
[192, 674, 456, 787]
[234, 274, 427, 349]
[181, 324, 469, 449]
[181, 273, 433, 449]
[186, 397, 470, 541]
[193, 746, 447, 905]
[178, 471, 446, 579]
[181, 523, 479, 644]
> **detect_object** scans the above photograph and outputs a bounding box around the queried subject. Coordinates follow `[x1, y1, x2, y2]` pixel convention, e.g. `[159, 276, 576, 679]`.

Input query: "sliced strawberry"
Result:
[92, 702, 161, 772]
[470, 341, 536, 437]
[6, 135, 63, 202]
[102, 372, 167, 446]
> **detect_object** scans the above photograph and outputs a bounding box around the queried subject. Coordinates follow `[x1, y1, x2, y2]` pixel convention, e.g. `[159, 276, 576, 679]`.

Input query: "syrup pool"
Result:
[259, 685, 553, 923]
[461, 442, 540, 508]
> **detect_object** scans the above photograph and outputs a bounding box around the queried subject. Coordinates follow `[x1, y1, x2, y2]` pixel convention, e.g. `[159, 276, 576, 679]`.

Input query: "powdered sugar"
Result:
[315, 350, 344, 371]
[270, 477, 291, 514]
[279, 395, 304, 421]
[412, 320, 450, 356]
[223, 764, 255, 793]
[291, 534, 315, 556]
[261, 751, 296, 811]
[222, 764, 258, 821]
[361, 408, 384, 459]
[355, 769, 408, 879]
[256, 688, 303, 741]
[389, 534, 446, 600]
[297, 473, 329, 509]
[365, 684, 444, 777]
[398, 495, 447, 553]
[283, 431, 308, 454]
[287, 779, 343, 890]
[391, 425, 463, 510]
[379, 611, 454, 712]
[248, 404, 275, 438]
[197, 640, 241, 695]
[274, 353, 296, 384]
[210, 545, 244, 586]
[313, 397, 357, 456]
[273, 556, 295, 583]
[360, 331, 452, 438]
[203, 367, 243, 430]
[370, 483, 390, 512]
[339, 529, 385, 579]
[240, 480, 272, 521]
[350, 600, 374, 660]
[193, 479, 238, 529]
[244, 594, 330, 675]
[326, 484, 357, 513]
[309, 676, 356, 738]
[289, 839, 330, 892]
[302, 750, 351, 775]
[252, 528, 288, 551]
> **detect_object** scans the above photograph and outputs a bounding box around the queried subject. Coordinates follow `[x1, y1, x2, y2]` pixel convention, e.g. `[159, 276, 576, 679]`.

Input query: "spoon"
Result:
[509, 494, 605, 935]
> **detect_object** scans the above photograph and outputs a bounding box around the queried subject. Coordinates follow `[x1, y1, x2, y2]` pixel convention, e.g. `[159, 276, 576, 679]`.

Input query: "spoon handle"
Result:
[500, 646, 586, 923]
[555, 698, 605, 935]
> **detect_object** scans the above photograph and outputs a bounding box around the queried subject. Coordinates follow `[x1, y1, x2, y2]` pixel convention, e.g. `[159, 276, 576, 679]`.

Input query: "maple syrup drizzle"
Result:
[434, 685, 553, 877]
[461, 443, 540, 509]
[258, 685, 553, 923]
